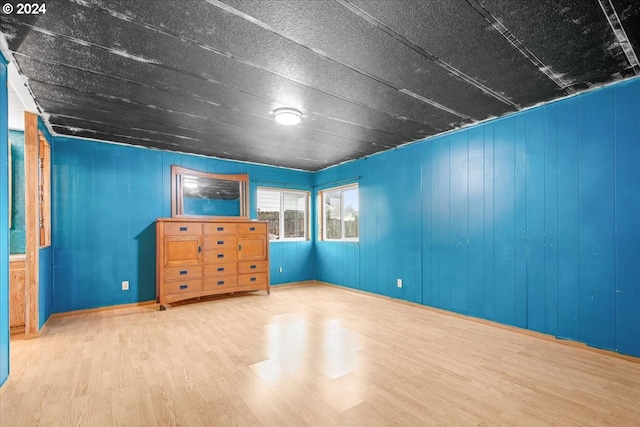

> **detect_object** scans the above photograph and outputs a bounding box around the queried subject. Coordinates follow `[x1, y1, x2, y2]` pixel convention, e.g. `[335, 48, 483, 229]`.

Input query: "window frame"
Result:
[319, 183, 359, 242]
[256, 187, 310, 242]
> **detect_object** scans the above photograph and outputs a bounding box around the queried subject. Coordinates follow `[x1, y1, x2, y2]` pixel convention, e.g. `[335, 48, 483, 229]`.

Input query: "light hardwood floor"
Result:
[2, 283, 639, 426]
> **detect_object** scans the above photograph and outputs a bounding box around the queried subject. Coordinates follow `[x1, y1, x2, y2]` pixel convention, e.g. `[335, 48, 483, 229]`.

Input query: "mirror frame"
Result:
[171, 165, 249, 219]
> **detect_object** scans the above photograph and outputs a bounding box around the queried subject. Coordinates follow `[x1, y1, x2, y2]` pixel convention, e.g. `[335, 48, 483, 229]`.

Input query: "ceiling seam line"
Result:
[334, 0, 520, 110]
[48, 113, 204, 142]
[596, 0, 640, 75]
[202, 0, 469, 119]
[50, 125, 183, 147]
[463, 0, 576, 95]
[3, 9, 449, 130]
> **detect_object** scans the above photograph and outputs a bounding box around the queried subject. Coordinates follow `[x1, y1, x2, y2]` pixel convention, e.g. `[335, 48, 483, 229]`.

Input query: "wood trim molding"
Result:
[23, 112, 39, 336]
[49, 300, 157, 319]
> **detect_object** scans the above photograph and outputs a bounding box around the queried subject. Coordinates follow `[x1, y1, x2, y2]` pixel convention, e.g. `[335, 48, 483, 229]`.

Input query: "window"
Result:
[257, 188, 309, 241]
[320, 184, 358, 241]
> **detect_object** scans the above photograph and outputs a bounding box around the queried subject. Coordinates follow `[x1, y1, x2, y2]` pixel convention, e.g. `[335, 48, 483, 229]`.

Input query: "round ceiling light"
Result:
[273, 108, 302, 126]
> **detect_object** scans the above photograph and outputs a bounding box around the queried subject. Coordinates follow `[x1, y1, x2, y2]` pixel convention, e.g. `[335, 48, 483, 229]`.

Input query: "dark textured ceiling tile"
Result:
[478, 0, 637, 88]
[33, 81, 378, 169]
[344, 0, 567, 107]
[1, 0, 638, 171]
[4, 0, 463, 127]
[15, 55, 409, 149]
[217, 0, 515, 119]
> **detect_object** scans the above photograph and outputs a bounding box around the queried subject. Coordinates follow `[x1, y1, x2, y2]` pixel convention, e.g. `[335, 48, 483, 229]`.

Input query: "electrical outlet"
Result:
[397, 278, 402, 288]
[279, 267, 283, 273]
[122, 281, 129, 291]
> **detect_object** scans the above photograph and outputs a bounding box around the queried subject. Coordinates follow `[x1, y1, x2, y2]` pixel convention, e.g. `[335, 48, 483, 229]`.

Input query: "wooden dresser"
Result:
[156, 218, 270, 306]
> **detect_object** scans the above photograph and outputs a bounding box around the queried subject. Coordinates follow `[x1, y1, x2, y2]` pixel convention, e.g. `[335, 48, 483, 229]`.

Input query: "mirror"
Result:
[171, 165, 249, 218]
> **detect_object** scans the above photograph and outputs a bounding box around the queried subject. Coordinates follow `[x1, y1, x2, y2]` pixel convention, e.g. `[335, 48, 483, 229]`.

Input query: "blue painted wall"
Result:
[314, 77, 640, 357]
[1, 52, 10, 387]
[9, 130, 25, 254]
[52, 137, 313, 312]
[39, 119, 54, 328]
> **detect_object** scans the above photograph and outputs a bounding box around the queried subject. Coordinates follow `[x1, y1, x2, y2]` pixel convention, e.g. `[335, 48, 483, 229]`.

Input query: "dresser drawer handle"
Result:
[217, 254, 224, 258]
[179, 284, 188, 290]
[179, 270, 188, 275]
[179, 226, 188, 231]
[217, 267, 224, 272]
[249, 226, 256, 231]
[217, 226, 224, 231]
[250, 265, 256, 269]
[217, 280, 225, 285]
[217, 240, 224, 245]
[250, 277, 257, 282]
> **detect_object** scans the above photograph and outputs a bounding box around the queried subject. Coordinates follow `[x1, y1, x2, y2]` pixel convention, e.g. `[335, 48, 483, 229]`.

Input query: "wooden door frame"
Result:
[23, 111, 51, 337]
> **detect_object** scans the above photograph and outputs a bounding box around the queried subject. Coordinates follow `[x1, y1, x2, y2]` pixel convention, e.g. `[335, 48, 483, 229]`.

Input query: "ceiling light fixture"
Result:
[273, 108, 302, 126]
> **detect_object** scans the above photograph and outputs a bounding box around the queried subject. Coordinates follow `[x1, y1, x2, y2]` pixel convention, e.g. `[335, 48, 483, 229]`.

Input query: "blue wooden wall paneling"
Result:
[358, 168, 373, 293]
[614, 79, 640, 356]
[429, 139, 440, 307]
[468, 126, 485, 318]
[578, 88, 617, 351]
[482, 124, 495, 320]
[0, 52, 10, 387]
[543, 105, 560, 337]
[8, 130, 25, 254]
[394, 145, 422, 303]
[421, 140, 434, 306]
[38, 118, 54, 327]
[525, 109, 546, 333]
[449, 131, 469, 314]
[492, 118, 516, 326]
[437, 137, 451, 311]
[361, 155, 385, 295]
[556, 99, 581, 341]
[514, 115, 528, 329]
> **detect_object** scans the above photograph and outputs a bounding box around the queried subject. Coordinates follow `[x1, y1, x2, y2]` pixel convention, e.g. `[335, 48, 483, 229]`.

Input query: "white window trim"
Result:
[320, 183, 359, 242]
[257, 187, 310, 242]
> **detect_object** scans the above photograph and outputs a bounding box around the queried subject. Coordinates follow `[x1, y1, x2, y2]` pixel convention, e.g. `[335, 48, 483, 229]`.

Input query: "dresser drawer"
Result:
[163, 279, 202, 295]
[203, 250, 238, 263]
[163, 222, 202, 236]
[203, 236, 237, 250]
[203, 223, 237, 236]
[238, 272, 268, 287]
[202, 275, 238, 291]
[164, 265, 202, 281]
[238, 260, 268, 274]
[203, 262, 237, 277]
[237, 222, 267, 235]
